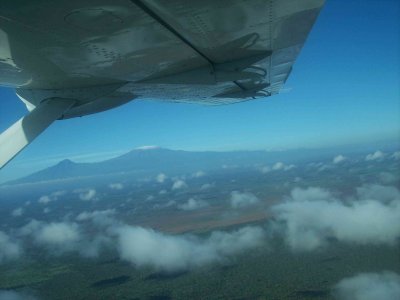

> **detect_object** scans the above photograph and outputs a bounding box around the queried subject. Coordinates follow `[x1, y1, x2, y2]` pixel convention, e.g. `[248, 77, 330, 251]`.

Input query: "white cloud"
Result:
[0, 290, 38, 300]
[200, 183, 214, 190]
[392, 151, 400, 160]
[11, 207, 24, 217]
[308, 162, 332, 172]
[260, 166, 271, 174]
[153, 200, 176, 209]
[8, 211, 267, 271]
[51, 190, 66, 197]
[18, 220, 42, 237]
[18, 219, 108, 258]
[318, 164, 333, 172]
[178, 198, 208, 211]
[366, 150, 385, 161]
[356, 184, 400, 204]
[76, 209, 116, 221]
[38, 195, 52, 204]
[230, 191, 259, 208]
[192, 171, 206, 178]
[379, 172, 398, 184]
[35, 222, 81, 248]
[207, 226, 265, 256]
[146, 195, 155, 201]
[19, 220, 80, 252]
[114, 225, 264, 272]
[0, 231, 22, 263]
[159, 189, 167, 195]
[75, 188, 97, 201]
[272, 162, 295, 171]
[79, 235, 112, 258]
[333, 272, 400, 300]
[289, 186, 333, 202]
[333, 154, 347, 164]
[272, 185, 400, 251]
[37, 190, 65, 205]
[172, 180, 188, 190]
[272, 162, 285, 170]
[260, 162, 298, 173]
[76, 209, 116, 226]
[156, 173, 167, 183]
[109, 183, 123, 190]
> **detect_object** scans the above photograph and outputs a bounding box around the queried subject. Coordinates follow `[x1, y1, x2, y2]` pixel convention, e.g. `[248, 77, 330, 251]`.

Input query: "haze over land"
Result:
[1, 145, 399, 299]
[4, 141, 399, 185]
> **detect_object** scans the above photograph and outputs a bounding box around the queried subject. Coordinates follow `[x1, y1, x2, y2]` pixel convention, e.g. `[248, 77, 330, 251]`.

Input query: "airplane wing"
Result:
[0, 98, 76, 168]
[126, 0, 325, 103]
[0, 0, 325, 167]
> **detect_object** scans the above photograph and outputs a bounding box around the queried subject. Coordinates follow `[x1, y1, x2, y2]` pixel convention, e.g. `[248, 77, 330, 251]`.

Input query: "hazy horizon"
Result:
[1, 138, 399, 184]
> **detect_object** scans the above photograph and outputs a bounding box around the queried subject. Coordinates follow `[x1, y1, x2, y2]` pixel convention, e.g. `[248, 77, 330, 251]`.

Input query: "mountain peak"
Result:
[57, 159, 74, 166]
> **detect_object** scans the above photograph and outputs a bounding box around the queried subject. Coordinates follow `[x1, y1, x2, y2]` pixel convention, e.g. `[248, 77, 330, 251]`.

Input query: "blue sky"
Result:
[0, 0, 399, 182]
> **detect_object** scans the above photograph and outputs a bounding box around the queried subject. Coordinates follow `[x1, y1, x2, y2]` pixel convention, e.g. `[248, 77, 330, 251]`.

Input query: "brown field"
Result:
[126, 203, 271, 234]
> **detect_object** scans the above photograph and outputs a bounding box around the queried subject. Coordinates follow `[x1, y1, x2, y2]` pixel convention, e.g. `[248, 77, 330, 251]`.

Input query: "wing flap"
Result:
[136, 0, 324, 100]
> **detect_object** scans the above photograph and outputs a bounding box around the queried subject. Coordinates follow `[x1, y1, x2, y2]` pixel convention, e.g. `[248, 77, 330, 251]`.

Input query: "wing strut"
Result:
[0, 98, 75, 169]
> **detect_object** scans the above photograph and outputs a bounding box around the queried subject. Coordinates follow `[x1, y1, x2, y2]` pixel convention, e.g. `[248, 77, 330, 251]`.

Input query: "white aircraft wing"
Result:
[0, 0, 325, 167]
[127, 0, 325, 103]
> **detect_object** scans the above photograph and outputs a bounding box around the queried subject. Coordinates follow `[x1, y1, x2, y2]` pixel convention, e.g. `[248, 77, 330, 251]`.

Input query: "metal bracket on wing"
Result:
[16, 83, 125, 110]
[213, 83, 271, 99]
[16, 83, 136, 119]
[140, 52, 271, 85]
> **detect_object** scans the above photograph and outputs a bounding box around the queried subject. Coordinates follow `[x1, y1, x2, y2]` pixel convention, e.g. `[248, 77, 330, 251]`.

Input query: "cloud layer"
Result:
[74, 188, 97, 201]
[109, 183, 123, 190]
[4, 213, 264, 271]
[11, 207, 24, 217]
[19, 220, 81, 254]
[230, 191, 259, 208]
[0, 290, 37, 300]
[365, 150, 385, 161]
[333, 154, 347, 164]
[0, 231, 21, 263]
[156, 173, 167, 183]
[260, 162, 295, 173]
[272, 185, 400, 251]
[172, 180, 188, 190]
[2, 182, 400, 277]
[178, 198, 208, 211]
[114, 225, 264, 272]
[333, 272, 400, 300]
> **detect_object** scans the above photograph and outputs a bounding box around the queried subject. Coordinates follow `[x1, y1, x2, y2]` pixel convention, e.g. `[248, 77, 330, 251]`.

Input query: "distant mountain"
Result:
[5, 143, 396, 185]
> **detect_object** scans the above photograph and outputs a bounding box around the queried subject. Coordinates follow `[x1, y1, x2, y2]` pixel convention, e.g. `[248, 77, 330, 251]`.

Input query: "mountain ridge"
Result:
[4, 143, 398, 186]
[4, 147, 307, 185]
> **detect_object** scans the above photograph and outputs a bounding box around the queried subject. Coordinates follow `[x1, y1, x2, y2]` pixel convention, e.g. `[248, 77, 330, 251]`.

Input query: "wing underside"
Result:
[0, 0, 325, 105]
[0, 0, 324, 167]
[126, 0, 324, 104]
